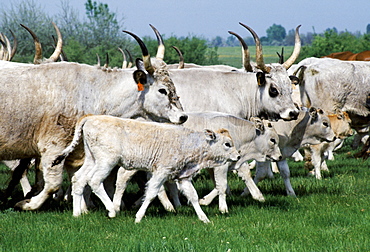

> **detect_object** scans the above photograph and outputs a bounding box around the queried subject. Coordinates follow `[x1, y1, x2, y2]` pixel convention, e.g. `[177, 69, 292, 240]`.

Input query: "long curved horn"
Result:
[96, 53, 101, 67]
[125, 49, 133, 68]
[172, 46, 184, 69]
[0, 35, 6, 60]
[47, 22, 63, 62]
[3, 34, 12, 61]
[118, 48, 127, 68]
[228, 31, 253, 72]
[9, 29, 17, 61]
[52, 35, 68, 61]
[239, 22, 271, 73]
[103, 53, 109, 68]
[277, 47, 284, 64]
[123, 30, 154, 75]
[282, 25, 301, 70]
[149, 24, 165, 60]
[20, 23, 43, 64]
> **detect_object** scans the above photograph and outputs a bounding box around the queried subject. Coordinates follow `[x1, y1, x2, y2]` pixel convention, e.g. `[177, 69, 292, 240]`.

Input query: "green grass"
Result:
[217, 46, 294, 68]
[0, 137, 369, 251]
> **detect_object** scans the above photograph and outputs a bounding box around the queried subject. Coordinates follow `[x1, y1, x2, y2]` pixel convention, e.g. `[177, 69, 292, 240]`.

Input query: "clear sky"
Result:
[2, 0, 369, 39]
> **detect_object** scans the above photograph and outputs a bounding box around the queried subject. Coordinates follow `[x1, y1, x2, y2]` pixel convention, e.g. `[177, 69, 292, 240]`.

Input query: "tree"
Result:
[0, 0, 54, 62]
[367, 24, 370, 34]
[266, 24, 286, 45]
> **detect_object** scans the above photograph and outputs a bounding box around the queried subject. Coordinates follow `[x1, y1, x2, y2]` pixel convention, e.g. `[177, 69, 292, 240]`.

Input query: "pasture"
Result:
[0, 136, 369, 251]
[216, 46, 294, 67]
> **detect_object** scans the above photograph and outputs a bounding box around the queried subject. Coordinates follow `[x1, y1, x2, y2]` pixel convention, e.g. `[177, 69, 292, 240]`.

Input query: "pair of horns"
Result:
[229, 23, 301, 72]
[123, 24, 164, 75]
[20, 22, 62, 64]
[0, 29, 17, 61]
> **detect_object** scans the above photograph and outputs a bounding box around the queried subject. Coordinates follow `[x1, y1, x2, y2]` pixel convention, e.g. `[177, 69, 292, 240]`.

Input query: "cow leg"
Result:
[135, 171, 169, 223]
[276, 160, 296, 197]
[177, 178, 210, 223]
[113, 168, 138, 213]
[238, 163, 265, 202]
[14, 152, 65, 210]
[4, 158, 32, 199]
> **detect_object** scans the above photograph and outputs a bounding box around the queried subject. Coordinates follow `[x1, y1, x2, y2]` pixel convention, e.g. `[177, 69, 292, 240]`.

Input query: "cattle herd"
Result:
[0, 21, 369, 223]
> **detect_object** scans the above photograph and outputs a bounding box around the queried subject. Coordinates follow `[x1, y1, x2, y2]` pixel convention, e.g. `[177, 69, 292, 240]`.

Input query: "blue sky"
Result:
[2, 0, 369, 38]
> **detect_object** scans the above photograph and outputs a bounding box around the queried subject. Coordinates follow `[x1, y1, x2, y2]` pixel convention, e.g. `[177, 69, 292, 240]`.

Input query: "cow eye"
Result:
[224, 142, 232, 148]
[270, 138, 276, 144]
[158, 88, 167, 95]
[323, 122, 329, 127]
[269, 86, 279, 97]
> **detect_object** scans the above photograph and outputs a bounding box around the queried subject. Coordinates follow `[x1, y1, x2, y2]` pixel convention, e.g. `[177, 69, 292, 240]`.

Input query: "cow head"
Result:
[230, 23, 302, 121]
[124, 29, 188, 124]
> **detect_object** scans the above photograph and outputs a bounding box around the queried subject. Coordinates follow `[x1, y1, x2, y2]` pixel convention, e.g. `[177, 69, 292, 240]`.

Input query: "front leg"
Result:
[178, 178, 210, 223]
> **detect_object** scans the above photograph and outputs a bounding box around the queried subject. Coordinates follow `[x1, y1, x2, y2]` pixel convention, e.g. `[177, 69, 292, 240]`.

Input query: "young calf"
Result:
[52, 115, 240, 223]
[304, 110, 353, 179]
[243, 107, 336, 197]
[112, 112, 281, 214]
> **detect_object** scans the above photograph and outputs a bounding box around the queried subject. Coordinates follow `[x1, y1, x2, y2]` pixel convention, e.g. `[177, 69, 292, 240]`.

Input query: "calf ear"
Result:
[256, 72, 266, 86]
[309, 107, 318, 121]
[204, 129, 217, 141]
[133, 70, 147, 91]
[250, 117, 265, 135]
[289, 75, 300, 85]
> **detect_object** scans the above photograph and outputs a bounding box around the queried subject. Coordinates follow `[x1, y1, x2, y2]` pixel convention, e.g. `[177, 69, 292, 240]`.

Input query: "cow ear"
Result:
[256, 72, 266, 86]
[135, 58, 145, 71]
[133, 70, 147, 91]
[204, 129, 217, 141]
[289, 75, 300, 85]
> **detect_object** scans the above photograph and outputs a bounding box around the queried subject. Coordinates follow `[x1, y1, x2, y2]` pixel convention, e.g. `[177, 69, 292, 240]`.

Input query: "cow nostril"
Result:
[278, 155, 282, 161]
[179, 115, 188, 124]
[289, 111, 299, 120]
[237, 155, 241, 160]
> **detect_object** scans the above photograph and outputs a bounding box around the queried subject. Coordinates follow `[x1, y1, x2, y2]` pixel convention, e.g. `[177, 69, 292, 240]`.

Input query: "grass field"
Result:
[216, 46, 294, 68]
[0, 136, 369, 251]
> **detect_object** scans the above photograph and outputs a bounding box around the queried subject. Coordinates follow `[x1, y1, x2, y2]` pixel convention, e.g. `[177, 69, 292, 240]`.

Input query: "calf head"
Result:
[328, 110, 353, 139]
[250, 117, 282, 162]
[204, 128, 241, 164]
[304, 107, 336, 145]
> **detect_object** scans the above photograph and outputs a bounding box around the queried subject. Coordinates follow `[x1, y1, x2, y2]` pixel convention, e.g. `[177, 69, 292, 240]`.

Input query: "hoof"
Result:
[14, 199, 31, 210]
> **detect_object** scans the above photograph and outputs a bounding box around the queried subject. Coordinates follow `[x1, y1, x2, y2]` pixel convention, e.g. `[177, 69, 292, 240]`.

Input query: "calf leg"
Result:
[276, 160, 296, 197]
[199, 164, 229, 212]
[178, 178, 210, 223]
[135, 171, 168, 223]
[238, 163, 265, 202]
[113, 168, 137, 212]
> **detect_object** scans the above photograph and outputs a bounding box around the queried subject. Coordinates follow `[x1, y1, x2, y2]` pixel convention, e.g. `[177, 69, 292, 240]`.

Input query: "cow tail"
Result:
[52, 116, 89, 167]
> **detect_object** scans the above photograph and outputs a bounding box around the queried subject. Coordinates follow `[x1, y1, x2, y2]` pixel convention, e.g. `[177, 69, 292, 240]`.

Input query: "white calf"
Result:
[52, 115, 240, 223]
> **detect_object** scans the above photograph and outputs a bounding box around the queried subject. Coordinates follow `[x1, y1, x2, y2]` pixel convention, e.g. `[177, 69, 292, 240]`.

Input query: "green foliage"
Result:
[299, 29, 370, 60]
[266, 24, 286, 45]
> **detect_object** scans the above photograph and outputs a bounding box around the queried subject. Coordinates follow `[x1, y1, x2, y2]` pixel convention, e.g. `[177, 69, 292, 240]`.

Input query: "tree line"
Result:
[1, 0, 369, 67]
